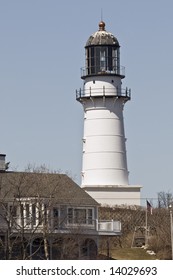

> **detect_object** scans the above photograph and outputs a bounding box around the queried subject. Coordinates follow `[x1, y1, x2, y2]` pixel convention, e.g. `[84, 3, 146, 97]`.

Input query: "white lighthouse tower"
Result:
[76, 21, 141, 206]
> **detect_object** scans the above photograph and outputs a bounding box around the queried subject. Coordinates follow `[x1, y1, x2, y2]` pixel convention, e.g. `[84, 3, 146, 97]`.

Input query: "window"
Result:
[25, 203, 30, 224]
[31, 203, 47, 227]
[74, 209, 86, 224]
[67, 208, 93, 225]
[43, 204, 48, 224]
[68, 208, 73, 224]
[9, 205, 17, 218]
[53, 207, 59, 229]
[32, 205, 36, 226]
[20, 204, 24, 219]
[9, 205, 17, 226]
[87, 209, 93, 225]
[53, 208, 59, 217]
[38, 207, 42, 225]
[86, 45, 120, 75]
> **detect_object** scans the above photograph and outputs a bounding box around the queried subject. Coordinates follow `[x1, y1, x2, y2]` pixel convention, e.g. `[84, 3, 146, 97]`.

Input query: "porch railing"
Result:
[97, 220, 121, 233]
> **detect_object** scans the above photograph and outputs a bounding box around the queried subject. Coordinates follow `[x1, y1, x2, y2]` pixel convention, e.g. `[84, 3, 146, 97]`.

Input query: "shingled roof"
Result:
[0, 171, 99, 206]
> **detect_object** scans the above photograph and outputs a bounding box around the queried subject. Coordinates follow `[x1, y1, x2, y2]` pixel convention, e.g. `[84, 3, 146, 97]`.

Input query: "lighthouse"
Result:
[76, 21, 141, 206]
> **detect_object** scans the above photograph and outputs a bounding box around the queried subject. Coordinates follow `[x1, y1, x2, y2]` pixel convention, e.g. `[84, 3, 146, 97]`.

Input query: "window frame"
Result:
[67, 207, 94, 226]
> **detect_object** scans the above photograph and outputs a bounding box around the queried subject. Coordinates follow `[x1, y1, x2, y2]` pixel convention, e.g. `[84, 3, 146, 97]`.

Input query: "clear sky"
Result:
[1, 0, 173, 205]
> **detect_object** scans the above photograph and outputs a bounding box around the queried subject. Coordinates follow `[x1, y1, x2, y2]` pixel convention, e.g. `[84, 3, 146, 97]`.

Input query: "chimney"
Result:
[0, 154, 6, 171]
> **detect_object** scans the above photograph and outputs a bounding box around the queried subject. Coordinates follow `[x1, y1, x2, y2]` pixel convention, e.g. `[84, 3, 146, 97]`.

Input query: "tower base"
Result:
[82, 185, 142, 207]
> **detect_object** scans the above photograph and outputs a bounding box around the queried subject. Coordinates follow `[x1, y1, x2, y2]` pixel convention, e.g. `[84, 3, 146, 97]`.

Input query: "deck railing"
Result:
[97, 220, 121, 233]
[76, 87, 131, 100]
[9, 218, 121, 235]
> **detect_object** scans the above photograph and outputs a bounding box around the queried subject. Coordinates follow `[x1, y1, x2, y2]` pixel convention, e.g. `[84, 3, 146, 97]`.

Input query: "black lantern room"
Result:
[82, 21, 124, 78]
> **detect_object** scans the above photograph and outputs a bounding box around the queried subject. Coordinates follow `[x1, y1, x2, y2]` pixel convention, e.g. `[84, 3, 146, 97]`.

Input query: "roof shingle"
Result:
[0, 172, 99, 206]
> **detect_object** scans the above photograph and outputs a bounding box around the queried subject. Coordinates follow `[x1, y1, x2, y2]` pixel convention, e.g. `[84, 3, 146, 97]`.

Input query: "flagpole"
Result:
[145, 200, 152, 247]
[169, 204, 173, 260]
[145, 204, 148, 246]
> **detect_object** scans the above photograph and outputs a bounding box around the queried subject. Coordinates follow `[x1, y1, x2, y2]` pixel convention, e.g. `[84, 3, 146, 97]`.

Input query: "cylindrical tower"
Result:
[77, 21, 130, 186]
[76, 22, 141, 206]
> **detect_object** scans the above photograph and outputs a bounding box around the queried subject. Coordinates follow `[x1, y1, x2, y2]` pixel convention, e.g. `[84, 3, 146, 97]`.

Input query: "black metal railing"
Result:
[76, 87, 131, 100]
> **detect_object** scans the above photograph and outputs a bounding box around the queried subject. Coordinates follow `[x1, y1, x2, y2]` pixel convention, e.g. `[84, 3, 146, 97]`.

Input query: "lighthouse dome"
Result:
[85, 21, 119, 47]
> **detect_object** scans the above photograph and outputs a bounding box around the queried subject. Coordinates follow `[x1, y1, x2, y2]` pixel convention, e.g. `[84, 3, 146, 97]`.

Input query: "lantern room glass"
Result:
[86, 45, 120, 76]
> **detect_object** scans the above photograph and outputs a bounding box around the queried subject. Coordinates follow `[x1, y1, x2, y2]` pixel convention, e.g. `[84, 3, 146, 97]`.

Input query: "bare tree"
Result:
[157, 191, 173, 208]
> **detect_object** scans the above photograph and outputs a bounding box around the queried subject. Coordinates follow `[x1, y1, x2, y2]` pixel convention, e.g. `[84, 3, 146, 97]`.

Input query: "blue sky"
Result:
[1, 0, 173, 205]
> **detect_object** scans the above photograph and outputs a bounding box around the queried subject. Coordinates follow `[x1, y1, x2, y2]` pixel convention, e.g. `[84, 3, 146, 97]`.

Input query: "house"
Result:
[0, 154, 121, 259]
